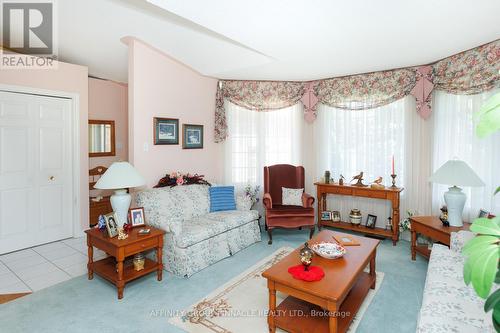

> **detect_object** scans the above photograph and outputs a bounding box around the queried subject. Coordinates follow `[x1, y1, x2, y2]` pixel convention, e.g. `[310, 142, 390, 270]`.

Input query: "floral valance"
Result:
[432, 39, 500, 95]
[214, 81, 305, 142]
[314, 69, 417, 110]
[214, 40, 500, 143]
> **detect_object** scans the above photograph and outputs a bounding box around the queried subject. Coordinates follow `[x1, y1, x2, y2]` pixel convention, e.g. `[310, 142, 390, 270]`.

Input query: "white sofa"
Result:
[135, 184, 261, 277]
[416, 230, 495, 332]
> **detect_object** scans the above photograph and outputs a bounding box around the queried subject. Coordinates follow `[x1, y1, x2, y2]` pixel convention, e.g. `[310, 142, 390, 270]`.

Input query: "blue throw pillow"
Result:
[209, 186, 236, 212]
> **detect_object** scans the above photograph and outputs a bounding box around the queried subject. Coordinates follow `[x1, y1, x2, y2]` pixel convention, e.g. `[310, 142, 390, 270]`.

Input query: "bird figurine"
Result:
[339, 174, 345, 186]
[350, 172, 366, 187]
[370, 176, 384, 189]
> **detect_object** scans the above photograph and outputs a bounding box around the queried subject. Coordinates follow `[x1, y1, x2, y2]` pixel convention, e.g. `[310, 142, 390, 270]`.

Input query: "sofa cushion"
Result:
[209, 186, 236, 212]
[205, 209, 259, 225]
[175, 210, 259, 248]
[417, 244, 494, 333]
[136, 185, 210, 233]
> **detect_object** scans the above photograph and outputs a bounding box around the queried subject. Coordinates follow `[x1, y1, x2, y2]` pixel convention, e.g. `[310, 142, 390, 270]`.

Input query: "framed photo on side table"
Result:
[366, 214, 377, 229]
[104, 212, 119, 238]
[182, 124, 203, 149]
[129, 207, 146, 227]
[478, 209, 490, 218]
[154, 117, 179, 145]
[321, 211, 332, 221]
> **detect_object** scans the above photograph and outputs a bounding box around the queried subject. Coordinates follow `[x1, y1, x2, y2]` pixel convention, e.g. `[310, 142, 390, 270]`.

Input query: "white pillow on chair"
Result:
[282, 187, 303, 206]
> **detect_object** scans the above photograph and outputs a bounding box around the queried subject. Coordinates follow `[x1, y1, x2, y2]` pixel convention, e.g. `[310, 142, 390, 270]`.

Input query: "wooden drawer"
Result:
[124, 237, 158, 256]
[354, 189, 387, 199]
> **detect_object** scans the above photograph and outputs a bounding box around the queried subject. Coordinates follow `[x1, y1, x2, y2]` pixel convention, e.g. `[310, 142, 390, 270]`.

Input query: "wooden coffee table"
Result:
[262, 230, 379, 333]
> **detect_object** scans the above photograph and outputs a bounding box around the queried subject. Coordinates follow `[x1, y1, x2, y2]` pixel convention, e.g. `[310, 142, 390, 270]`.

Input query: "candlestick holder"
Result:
[390, 174, 397, 188]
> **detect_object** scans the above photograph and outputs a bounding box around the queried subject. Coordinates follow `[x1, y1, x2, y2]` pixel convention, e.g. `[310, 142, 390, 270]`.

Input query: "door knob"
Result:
[49, 176, 55, 181]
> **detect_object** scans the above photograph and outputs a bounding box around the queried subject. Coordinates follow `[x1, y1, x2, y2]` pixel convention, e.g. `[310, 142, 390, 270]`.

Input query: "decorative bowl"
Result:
[311, 242, 347, 259]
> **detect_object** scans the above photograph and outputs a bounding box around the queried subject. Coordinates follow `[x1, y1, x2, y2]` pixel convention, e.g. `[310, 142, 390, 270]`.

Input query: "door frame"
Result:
[0, 84, 82, 238]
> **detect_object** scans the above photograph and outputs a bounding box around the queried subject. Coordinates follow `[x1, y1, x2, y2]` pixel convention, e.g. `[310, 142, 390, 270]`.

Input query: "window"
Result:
[431, 89, 500, 219]
[314, 96, 431, 227]
[223, 102, 304, 186]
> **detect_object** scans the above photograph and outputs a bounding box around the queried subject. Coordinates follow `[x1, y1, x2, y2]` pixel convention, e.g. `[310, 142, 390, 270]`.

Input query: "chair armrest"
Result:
[263, 193, 273, 209]
[302, 193, 315, 208]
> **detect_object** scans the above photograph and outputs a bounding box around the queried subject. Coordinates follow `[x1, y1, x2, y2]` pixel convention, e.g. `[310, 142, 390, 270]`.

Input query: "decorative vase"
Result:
[324, 171, 331, 184]
[133, 253, 145, 271]
[349, 209, 362, 225]
[299, 242, 314, 271]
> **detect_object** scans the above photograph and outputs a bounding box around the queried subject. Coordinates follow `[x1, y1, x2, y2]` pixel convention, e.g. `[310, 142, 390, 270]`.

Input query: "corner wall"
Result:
[126, 38, 222, 188]
[88, 77, 128, 169]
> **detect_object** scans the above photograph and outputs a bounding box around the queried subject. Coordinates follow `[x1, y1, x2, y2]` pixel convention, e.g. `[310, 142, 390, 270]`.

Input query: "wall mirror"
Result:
[88, 120, 116, 157]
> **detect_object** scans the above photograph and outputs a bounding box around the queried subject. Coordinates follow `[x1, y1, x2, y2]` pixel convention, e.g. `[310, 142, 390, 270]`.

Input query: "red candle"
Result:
[392, 155, 395, 175]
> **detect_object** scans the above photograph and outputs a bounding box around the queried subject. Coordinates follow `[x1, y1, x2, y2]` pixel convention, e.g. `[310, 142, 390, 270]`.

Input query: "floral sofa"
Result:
[136, 185, 261, 277]
[417, 230, 494, 332]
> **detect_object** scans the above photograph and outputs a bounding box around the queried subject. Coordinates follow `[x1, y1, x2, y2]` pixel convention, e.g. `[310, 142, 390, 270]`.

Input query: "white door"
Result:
[0, 91, 74, 254]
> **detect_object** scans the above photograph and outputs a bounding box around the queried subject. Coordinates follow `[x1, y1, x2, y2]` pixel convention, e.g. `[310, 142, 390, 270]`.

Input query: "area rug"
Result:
[169, 247, 384, 333]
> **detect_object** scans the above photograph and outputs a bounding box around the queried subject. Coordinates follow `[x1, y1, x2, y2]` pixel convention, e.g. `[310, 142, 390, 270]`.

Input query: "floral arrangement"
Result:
[154, 172, 211, 188]
[243, 184, 260, 205]
[399, 209, 417, 231]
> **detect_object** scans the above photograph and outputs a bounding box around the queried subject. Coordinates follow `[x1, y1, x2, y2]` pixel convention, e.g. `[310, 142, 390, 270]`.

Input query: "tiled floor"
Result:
[0, 237, 107, 294]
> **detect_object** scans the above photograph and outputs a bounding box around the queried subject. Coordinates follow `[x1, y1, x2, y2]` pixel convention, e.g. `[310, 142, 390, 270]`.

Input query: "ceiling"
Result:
[56, 0, 500, 82]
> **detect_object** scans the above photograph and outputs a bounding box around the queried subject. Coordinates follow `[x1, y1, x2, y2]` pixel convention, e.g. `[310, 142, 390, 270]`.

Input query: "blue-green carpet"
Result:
[0, 228, 428, 333]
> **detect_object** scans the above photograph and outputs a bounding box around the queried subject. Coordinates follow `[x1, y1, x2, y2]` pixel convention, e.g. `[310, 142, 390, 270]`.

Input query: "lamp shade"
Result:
[429, 159, 485, 187]
[94, 162, 145, 189]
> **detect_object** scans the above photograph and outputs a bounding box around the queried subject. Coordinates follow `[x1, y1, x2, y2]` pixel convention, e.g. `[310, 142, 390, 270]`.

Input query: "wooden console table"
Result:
[314, 182, 403, 245]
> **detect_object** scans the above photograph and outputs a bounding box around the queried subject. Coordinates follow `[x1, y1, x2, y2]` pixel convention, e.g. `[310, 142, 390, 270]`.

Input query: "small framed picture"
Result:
[331, 211, 341, 222]
[182, 124, 203, 149]
[321, 211, 332, 221]
[104, 212, 119, 238]
[129, 207, 146, 227]
[154, 117, 179, 145]
[366, 214, 377, 229]
[478, 209, 490, 218]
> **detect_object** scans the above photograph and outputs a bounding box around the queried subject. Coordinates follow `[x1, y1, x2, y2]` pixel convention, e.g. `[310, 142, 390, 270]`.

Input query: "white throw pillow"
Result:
[282, 187, 303, 206]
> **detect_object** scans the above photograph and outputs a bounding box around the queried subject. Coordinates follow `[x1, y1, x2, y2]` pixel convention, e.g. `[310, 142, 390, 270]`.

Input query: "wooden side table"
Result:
[85, 226, 166, 299]
[410, 216, 470, 260]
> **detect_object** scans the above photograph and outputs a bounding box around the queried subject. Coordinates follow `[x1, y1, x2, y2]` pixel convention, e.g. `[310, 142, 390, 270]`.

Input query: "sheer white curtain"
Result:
[314, 96, 432, 227]
[431, 89, 500, 220]
[223, 101, 304, 187]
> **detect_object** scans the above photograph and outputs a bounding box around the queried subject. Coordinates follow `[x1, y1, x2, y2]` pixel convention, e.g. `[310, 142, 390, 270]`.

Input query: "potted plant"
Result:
[462, 92, 500, 331]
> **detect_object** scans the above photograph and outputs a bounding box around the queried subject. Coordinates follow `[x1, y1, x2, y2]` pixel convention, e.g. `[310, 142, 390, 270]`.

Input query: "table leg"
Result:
[87, 236, 93, 280]
[117, 259, 124, 299]
[157, 245, 163, 281]
[369, 250, 376, 289]
[411, 229, 417, 261]
[327, 301, 338, 333]
[268, 281, 276, 333]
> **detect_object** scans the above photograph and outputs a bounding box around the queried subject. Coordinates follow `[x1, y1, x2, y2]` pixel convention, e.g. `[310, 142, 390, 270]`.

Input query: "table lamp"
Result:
[94, 162, 146, 226]
[429, 159, 484, 227]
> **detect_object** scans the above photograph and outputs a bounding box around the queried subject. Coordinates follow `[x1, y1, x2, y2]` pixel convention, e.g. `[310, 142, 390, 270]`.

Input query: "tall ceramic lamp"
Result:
[94, 162, 146, 226]
[429, 159, 484, 227]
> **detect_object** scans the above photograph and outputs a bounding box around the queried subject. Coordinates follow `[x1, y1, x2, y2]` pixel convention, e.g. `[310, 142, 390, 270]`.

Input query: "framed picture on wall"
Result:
[182, 124, 204, 149]
[154, 117, 179, 145]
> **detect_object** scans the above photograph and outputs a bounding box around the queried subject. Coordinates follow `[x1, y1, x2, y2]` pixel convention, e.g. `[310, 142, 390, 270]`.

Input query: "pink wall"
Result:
[0, 61, 89, 232]
[88, 78, 128, 170]
[126, 38, 222, 188]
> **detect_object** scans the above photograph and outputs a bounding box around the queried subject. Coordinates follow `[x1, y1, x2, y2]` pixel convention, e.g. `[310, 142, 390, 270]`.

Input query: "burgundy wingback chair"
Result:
[263, 164, 315, 244]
